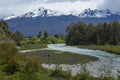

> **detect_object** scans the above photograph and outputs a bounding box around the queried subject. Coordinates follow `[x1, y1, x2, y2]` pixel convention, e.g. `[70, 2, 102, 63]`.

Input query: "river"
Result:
[42, 44, 120, 77]
[47, 44, 120, 61]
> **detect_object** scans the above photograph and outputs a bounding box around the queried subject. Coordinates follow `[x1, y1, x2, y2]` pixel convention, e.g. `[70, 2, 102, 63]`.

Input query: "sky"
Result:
[0, 0, 120, 18]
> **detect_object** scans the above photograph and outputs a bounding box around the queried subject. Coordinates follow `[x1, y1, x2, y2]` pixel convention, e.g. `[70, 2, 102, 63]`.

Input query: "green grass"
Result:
[19, 44, 47, 50]
[25, 50, 98, 64]
[78, 45, 120, 55]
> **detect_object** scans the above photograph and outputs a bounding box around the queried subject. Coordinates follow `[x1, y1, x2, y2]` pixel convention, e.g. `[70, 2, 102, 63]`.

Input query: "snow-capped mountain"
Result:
[20, 7, 63, 18]
[116, 11, 120, 14]
[4, 7, 120, 36]
[79, 8, 113, 18]
[3, 14, 17, 20]
[3, 7, 64, 20]
[3, 7, 120, 20]
[66, 10, 79, 16]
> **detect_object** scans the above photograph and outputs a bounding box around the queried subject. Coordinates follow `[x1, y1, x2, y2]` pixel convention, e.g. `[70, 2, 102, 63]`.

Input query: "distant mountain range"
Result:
[3, 7, 120, 36]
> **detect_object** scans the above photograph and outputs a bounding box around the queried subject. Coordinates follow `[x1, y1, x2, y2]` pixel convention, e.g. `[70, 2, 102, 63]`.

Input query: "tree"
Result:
[54, 34, 59, 39]
[13, 30, 24, 42]
[109, 21, 120, 45]
[44, 31, 48, 39]
[66, 21, 120, 45]
[85, 23, 95, 44]
[66, 22, 87, 45]
[37, 31, 42, 38]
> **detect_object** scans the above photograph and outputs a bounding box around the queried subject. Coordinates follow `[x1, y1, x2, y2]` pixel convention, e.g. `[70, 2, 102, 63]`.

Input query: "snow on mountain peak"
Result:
[3, 7, 120, 20]
[79, 8, 112, 18]
[116, 10, 120, 15]
[3, 14, 17, 20]
[22, 7, 63, 18]
[66, 10, 79, 16]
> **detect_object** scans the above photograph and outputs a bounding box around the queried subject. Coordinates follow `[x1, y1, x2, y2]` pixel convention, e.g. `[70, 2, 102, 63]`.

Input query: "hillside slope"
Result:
[0, 21, 12, 40]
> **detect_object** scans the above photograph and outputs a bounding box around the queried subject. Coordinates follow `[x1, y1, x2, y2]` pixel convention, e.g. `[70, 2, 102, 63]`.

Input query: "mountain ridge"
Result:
[3, 7, 120, 36]
[3, 7, 120, 20]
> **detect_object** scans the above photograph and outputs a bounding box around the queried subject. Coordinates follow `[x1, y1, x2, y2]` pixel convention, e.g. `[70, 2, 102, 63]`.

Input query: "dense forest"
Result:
[66, 21, 120, 45]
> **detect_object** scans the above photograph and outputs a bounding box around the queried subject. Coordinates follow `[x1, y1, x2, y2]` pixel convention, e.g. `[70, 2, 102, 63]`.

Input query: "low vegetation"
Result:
[0, 38, 120, 80]
[78, 45, 120, 55]
[20, 44, 47, 50]
[19, 36, 65, 50]
[13, 31, 65, 50]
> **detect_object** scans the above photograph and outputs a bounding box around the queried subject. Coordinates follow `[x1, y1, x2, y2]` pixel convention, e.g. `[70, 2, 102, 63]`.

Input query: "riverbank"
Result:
[1, 42, 120, 80]
[25, 50, 98, 64]
[78, 45, 120, 55]
[21, 44, 120, 78]
[19, 44, 47, 50]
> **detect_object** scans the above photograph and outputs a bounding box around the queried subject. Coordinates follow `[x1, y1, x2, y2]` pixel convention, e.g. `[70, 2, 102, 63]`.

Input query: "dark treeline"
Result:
[66, 21, 120, 45]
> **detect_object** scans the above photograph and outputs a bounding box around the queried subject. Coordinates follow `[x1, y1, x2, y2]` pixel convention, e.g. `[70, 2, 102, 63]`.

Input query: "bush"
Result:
[20, 57, 42, 80]
[50, 67, 71, 80]
[0, 42, 18, 62]
[3, 56, 19, 75]
[49, 37, 65, 44]
[20, 44, 47, 50]
[0, 42, 19, 75]
[30, 37, 41, 44]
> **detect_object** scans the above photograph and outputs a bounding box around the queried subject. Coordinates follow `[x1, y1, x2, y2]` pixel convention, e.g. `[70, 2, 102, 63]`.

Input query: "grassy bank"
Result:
[20, 44, 47, 50]
[78, 45, 120, 55]
[25, 50, 98, 64]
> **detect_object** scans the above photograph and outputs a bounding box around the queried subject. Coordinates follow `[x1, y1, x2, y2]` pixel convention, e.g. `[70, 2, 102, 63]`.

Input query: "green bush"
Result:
[20, 44, 47, 50]
[0, 42, 19, 75]
[0, 42, 18, 62]
[3, 56, 19, 75]
[20, 57, 42, 80]
[50, 67, 71, 80]
[49, 37, 65, 44]
[30, 37, 41, 44]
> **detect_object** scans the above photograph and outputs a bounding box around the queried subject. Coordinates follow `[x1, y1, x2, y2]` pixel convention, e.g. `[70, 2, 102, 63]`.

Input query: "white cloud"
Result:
[40, 0, 104, 13]
[0, 0, 119, 18]
[98, 0, 120, 12]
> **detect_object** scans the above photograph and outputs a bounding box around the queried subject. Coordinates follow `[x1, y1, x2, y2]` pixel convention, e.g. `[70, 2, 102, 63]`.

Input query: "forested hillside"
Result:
[0, 21, 12, 40]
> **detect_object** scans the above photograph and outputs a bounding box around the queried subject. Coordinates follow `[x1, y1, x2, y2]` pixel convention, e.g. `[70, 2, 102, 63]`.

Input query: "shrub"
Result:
[0, 42, 18, 62]
[3, 56, 19, 75]
[30, 37, 41, 44]
[50, 67, 71, 80]
[20, 57, 42, 80]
